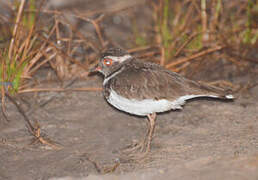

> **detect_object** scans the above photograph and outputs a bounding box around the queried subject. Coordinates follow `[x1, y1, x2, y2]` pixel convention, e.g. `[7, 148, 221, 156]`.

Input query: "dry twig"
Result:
[18, 87, 102, 94]
[8, 0, 26, 59]
[166, 45, 225, 69]
[4, 92, 61, 150]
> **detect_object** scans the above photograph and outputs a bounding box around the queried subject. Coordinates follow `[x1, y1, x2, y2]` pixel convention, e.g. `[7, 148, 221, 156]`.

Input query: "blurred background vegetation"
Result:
[0, 0, 257, 95]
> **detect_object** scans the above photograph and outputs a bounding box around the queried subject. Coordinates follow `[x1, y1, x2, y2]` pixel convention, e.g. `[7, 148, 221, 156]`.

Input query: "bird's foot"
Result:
[120, 138, 151, 161]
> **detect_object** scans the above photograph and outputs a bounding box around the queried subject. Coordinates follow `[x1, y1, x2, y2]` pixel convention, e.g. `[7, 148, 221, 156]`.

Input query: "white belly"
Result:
[106, 89, 218, 116]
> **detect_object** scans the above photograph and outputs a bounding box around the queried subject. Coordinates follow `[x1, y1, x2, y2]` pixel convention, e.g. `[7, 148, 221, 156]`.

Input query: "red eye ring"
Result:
[103, 58, 113, 66]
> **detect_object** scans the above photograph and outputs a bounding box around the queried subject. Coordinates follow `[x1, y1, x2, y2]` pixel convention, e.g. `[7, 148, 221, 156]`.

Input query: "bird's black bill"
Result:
[88, 64, 100, 75]
[89, 64, 98, 72]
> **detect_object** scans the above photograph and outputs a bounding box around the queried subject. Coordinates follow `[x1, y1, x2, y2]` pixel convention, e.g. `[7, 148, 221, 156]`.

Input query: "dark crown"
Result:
[101, 48, 128, 58]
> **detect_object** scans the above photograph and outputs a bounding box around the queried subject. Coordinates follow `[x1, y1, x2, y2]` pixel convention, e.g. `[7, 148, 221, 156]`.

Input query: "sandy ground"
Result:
[0, 75, 258, 180]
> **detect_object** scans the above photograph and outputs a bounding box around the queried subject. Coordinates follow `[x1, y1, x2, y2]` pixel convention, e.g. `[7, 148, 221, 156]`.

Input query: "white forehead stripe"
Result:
[105, 55, 132, 63]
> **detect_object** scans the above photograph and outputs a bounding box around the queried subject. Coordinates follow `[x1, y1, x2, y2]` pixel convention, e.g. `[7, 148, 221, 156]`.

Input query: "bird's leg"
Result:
[121, 113, 157, 160]
[132, 112, 156, 153]
[139, 117, 151, 152]
[121, 113, 156, 154]
[145, 113, 157, 153]
[123, 119, 150, 152]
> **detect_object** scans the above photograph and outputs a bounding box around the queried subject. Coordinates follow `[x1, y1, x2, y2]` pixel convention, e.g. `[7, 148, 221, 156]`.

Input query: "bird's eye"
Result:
[103, 58, 113, 66]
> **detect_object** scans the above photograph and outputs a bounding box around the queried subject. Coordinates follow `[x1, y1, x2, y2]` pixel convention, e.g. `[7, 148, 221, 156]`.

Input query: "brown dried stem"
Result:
[18, 87, 102, 94]
[8, 0, 26, 60]
[166, 45, 225, 69]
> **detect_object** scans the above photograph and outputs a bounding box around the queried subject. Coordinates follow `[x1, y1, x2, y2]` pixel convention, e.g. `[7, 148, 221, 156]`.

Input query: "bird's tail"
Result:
[197, 81, 234, 100]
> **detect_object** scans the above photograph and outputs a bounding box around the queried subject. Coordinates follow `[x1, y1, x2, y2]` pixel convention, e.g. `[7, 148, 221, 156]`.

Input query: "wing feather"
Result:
[107, 60, 230, 100]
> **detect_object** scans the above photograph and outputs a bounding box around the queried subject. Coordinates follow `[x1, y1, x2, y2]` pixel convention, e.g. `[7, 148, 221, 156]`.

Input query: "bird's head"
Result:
[91, 48, 132, 77]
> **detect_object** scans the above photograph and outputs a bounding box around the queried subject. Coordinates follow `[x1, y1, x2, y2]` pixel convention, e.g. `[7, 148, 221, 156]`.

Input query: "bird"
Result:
[90, 48, 234, 154]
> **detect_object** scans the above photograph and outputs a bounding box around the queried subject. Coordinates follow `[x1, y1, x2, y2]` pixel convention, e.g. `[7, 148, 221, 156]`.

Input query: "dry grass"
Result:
[0, 0, 257, 91]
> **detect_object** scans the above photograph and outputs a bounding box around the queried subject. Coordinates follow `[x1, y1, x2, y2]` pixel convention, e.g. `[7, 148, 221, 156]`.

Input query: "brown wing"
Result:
[108, 60, 229, 100]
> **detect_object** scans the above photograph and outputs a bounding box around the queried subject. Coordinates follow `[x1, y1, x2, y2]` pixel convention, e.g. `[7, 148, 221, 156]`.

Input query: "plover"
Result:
[91, 48, 234, 153]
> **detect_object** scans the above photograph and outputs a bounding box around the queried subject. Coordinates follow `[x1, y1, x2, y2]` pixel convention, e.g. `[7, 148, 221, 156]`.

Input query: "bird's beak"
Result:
[89, 64, 101, 74]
